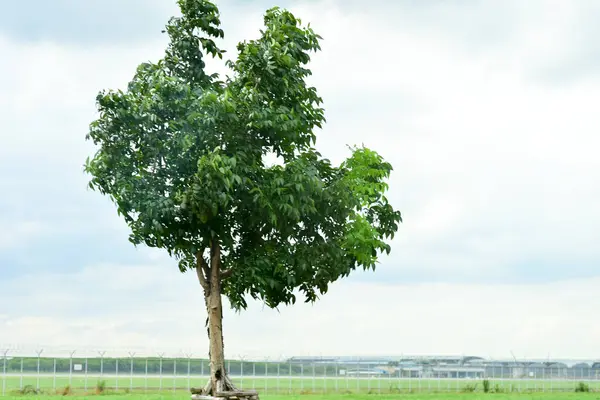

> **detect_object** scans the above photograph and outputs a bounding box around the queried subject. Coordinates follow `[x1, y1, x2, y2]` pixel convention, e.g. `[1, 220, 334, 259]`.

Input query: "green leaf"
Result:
[83, 0, 401, 315]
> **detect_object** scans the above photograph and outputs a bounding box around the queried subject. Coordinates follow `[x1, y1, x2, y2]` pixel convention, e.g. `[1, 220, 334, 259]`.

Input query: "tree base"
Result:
[191, 376, 259, 400]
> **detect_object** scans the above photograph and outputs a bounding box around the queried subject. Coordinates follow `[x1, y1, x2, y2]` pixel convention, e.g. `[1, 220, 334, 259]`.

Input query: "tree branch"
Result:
[199, 251, 211, 277]
[195, 252, 210, 292]
[221, 268, 233, 279]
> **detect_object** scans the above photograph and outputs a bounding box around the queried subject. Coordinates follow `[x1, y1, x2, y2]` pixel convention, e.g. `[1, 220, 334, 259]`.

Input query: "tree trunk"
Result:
[193, 240, 238, 396]
[207, 241, 226, 394]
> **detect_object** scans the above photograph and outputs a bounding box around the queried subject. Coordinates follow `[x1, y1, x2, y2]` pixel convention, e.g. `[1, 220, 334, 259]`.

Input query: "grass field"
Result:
[2, 375, 599, 395]
[1, 393, 599, 400]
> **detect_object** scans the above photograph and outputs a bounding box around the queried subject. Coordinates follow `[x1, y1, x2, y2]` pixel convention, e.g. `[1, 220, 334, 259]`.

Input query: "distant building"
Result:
[286, 355, 600, 379]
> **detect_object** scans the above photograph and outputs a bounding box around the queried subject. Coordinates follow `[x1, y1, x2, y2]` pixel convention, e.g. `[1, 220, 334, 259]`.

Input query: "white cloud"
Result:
[2, 0, 600, 357]
[286, 0, 600, 280]
[1, 263, 600, 359]
[0, 220, 46, 249]
[0, 36, 168, 163]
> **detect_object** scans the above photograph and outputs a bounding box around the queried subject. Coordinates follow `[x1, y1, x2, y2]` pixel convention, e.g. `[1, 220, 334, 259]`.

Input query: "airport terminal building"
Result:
[286, 355, 600, 379]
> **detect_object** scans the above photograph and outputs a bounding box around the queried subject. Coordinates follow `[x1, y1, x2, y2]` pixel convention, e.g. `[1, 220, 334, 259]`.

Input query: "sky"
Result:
[1, 0, 600, 360]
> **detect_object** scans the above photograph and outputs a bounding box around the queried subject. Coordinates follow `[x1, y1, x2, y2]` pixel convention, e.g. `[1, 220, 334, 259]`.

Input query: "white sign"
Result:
[73, 364, 83, 371]
[339, 369, 346, 376]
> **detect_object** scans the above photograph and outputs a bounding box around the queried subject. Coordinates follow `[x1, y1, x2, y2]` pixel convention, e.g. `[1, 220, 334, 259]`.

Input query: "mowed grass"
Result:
[2, 376, 599, 394]
[1, 393, 599, 400]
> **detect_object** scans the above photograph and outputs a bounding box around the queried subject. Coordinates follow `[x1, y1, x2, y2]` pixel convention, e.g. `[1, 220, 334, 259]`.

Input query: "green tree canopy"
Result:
[85, 0, 401, 394]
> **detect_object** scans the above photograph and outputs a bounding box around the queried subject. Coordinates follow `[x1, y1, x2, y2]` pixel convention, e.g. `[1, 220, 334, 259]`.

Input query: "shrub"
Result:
[19, 385, 39, 395]
[61, 385, 72, 396]
[462, 383, 478, 393]
[96, 380, 107, 394]
[482, 379, 490, 393]
[575, 382, 590, 392]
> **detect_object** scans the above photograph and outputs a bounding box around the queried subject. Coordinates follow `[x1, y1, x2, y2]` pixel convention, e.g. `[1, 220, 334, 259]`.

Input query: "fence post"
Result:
[20, 357, 24, 390]
[252, 360, 256, 390]
[69, 350, 76, 387]
[240, 356, 245, 389]
[53, 357, 56, 391]
[312, 362, 315, 393]
[158, 353, 165, 391]
[145, 358, 148, 392]
[427, 362, 431, 392]
[378, 364, 381, 394]
[288, 359, 291, 394]
[438, 361, 441, 392]
[391, 362, 394, 394]
[116, 354, 119, 391]
[2, 349, 8, 396]
[98, 351, 106, 379]
[277, 359, 281, 394]
[36, 349, 43, 391]
[335, 362, 338, 393]
[84, 357, 88, 393]
[186, 353, 192, 392]
[367, 362, 371, 392]
[129, 352, 136, 391]
[264, 357, 269, 394]
[173, 356, 177, 392]
[323, 363, 329, 394]
[356, 358, 360, 392]
[542, 366, 545, 393]
[345, 360, 349, 391]
[409, 358, 413, 392]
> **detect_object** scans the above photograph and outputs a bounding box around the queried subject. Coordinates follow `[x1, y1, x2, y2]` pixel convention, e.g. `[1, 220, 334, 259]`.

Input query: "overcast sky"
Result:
[1, 0, 600, 360]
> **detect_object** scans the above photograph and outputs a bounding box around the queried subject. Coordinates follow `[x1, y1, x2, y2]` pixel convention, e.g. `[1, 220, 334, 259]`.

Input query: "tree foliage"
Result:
[85, 0, 401, 310]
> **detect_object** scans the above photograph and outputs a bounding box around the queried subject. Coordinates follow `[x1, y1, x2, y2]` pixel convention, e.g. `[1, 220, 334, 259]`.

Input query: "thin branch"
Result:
[198, 251, 211, 277]
[195, 265, 209, 292]
[195, 252, 210, 292]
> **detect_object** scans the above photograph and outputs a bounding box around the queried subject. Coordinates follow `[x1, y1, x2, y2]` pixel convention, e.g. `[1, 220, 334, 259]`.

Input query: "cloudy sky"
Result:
[1, 0, 600, 360]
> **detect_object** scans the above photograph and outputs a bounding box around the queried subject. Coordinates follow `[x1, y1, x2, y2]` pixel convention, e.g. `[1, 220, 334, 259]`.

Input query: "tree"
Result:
[84, 0, 401, 395]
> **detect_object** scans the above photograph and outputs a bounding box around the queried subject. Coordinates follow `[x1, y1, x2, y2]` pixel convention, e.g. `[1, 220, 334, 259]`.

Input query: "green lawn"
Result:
[1, 376, 598, 395]
[1, 393, 599, 400]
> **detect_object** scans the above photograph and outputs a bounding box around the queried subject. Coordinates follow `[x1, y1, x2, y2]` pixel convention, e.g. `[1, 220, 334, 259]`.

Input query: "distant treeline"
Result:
[3, 357, 343, 376]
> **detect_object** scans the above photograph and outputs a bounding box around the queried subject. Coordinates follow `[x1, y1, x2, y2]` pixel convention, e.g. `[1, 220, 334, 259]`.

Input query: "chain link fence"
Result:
[1, 348, 599, 395]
